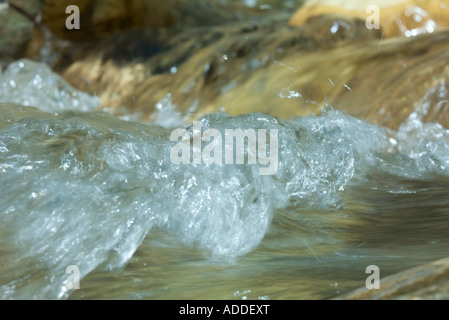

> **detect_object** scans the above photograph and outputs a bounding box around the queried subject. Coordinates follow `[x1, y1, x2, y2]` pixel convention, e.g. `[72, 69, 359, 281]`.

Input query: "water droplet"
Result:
[330, 22, 339, 34]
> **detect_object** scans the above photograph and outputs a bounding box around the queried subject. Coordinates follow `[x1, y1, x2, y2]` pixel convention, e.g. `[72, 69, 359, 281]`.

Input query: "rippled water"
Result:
[1, 58, 448, 299]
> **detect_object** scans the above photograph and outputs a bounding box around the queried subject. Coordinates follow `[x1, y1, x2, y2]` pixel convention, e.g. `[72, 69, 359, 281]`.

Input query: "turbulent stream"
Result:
[1, 57, 449, 299]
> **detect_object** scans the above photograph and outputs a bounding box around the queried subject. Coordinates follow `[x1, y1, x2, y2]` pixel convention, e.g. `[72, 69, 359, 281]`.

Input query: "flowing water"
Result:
[1, 57, 449, 300]
[1, 2, 449, 300]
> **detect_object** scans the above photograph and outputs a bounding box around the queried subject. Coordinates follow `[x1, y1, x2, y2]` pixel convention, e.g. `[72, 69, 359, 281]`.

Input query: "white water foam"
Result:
[1, 60, 449, 299]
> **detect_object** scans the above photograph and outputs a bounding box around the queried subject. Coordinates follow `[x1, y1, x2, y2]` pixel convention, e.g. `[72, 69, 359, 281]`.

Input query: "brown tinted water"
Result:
[67, 173, 449, 300]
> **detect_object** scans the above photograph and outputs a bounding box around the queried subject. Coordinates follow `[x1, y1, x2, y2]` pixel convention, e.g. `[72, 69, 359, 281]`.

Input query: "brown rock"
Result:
[60, 14, 382, 121]
[335, 256, 449, 299]
[60, 26, 449, 130]
[290, 0, 449, 38]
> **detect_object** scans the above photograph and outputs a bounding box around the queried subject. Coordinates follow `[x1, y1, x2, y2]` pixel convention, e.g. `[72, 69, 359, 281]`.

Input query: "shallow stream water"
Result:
[1, 1, 449, 300]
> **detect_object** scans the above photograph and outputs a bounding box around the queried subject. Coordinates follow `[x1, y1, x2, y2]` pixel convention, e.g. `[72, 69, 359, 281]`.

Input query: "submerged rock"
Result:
[58, 23, 449, 131]
[336, 256, 449, 299]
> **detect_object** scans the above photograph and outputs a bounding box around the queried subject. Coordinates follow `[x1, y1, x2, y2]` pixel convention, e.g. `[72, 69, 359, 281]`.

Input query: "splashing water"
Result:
[0, 59, 100, 113]
[1, 60, 449, 299]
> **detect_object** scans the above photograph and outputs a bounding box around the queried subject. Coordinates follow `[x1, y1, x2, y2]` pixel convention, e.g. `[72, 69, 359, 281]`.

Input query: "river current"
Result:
[1, 59, 448, 299]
